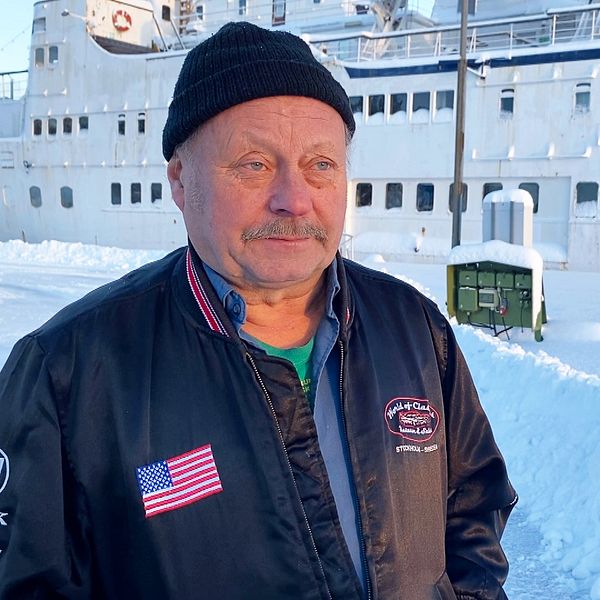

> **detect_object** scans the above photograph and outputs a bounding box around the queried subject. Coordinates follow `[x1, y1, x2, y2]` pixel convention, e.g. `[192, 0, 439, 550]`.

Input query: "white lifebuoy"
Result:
[112, 9, 132, 32]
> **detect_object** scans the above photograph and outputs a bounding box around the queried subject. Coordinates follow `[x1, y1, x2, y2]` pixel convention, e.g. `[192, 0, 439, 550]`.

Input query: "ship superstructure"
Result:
[1, 0, 599, 269]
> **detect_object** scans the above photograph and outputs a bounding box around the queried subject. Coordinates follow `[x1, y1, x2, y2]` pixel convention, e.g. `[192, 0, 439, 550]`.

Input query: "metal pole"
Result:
[451, 0, 468, 247]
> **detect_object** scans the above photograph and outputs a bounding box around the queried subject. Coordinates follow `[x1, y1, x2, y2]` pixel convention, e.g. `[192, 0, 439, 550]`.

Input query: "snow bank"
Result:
[0, 240, 168, 272]
[354, 231, 451, 258]
[354, 234, 565, 267]
[1, 241, 599, 597]
[455, 325, 600, 598]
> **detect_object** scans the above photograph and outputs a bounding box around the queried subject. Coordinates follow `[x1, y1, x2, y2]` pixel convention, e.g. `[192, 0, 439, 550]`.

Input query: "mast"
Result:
[451, 0, 468, 248]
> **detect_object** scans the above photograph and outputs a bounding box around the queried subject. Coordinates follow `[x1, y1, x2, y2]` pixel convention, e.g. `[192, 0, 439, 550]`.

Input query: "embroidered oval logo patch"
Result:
[0, 448, 9, 495]
[384, 397, 439, 442]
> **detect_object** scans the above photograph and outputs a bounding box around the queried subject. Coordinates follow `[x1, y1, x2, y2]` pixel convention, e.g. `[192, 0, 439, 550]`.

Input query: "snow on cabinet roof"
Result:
[448, 240, 544, 270]
[483, 189, 534, 207]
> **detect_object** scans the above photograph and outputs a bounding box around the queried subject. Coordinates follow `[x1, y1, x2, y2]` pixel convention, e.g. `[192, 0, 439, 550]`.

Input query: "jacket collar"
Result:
[185, 248, 231, 337]
[182, 244, 353, 340]
[334, 253, 353, 340]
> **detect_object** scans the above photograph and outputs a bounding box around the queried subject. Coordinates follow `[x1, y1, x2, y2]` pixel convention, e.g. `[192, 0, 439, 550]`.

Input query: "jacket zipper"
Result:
[338, 340, 373, 600]
[246, 352, 333, 600]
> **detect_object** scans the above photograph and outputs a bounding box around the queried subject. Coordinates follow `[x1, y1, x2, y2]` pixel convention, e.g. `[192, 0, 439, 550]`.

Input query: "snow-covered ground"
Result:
[1, 240, 599, 599]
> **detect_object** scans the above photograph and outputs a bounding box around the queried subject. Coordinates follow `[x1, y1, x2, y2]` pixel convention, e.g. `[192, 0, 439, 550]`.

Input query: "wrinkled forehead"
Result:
[177, 96, 352, 153]
[178, 96, 352, 158]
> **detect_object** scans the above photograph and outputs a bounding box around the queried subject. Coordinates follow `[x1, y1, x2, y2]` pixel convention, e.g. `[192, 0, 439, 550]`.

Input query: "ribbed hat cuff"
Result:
[162, 59, 355, 160]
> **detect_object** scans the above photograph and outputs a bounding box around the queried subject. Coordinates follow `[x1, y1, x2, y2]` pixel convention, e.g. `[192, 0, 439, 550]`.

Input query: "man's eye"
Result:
[314, 160, 333, 171]
[247, 161, 265, 171]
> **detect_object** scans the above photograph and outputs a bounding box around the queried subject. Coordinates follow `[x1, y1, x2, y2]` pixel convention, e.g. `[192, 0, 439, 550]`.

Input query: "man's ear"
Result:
[167, 155, 185, 211]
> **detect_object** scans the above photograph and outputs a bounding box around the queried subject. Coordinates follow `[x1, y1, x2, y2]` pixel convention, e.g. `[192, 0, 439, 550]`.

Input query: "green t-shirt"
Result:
[256, 337, 315, 408]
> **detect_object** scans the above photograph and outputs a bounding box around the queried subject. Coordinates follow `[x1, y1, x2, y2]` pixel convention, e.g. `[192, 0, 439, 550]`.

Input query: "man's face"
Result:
[168, 96, 348, 295]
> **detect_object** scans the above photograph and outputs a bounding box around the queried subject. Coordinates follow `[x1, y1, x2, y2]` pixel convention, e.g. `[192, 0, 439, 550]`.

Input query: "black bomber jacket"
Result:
[0, 247, 517, 599]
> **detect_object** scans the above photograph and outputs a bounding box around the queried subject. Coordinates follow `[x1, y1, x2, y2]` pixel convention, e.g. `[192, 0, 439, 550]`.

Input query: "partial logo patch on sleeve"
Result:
[136, 444, 223, 518]
[384, 397, 439, 443]
[0, 449, 9, 495]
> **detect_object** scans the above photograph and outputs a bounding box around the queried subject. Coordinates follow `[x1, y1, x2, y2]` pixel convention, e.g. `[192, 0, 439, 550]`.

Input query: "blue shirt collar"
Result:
[202, 262, 341, 334]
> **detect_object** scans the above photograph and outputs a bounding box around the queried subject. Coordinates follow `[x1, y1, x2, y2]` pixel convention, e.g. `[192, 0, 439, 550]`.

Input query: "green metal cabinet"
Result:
[447, 260, 546, 341]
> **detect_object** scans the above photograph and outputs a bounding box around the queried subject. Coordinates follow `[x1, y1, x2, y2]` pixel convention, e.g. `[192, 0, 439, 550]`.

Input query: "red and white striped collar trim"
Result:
[185, 249, 229, 337]
[186, 249, 350, 334]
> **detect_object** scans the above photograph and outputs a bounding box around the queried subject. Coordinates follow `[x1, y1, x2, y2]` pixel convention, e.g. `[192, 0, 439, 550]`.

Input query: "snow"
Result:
[353, 230, 452, 258]
[352, 230, 570, 267]
[389, 110, 407, 124]
[1, 240, 600, 598]
[575, 200, 599, 219]
[367, 112, 385, 125]
[412, 107, 430, 123]
[448, 240, 544, 271]
[484, 189, 535, 207]
[434, 107, 454, 123]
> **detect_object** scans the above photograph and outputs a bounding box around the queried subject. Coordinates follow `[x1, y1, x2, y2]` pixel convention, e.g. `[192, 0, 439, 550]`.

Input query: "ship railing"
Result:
[339, 233, 354, 260]
[0, 70, 28, 101]
[303, 4, 600, 62]
[178, 0, 366, 40]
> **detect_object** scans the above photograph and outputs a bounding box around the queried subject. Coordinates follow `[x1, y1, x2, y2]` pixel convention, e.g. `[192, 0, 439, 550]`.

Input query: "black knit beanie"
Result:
[162, 21, 355, 160]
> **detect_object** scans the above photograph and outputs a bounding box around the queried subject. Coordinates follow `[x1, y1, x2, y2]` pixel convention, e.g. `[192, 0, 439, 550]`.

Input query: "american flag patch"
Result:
[136, 444, 223, 518]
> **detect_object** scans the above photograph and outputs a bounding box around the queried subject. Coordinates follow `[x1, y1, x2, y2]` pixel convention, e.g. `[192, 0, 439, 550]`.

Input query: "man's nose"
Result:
[268, 168, 312, 216]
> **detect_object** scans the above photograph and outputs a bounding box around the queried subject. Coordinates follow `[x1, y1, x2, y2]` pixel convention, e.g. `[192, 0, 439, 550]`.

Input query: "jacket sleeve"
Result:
[0, 336, 93, 599]
[441, 323, 517, 600]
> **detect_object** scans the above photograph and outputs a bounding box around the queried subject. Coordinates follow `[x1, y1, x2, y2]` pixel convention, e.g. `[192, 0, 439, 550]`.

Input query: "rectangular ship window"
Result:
[417, 183, 434, 212]
[448, 182, 468, 213]
[355, 183, 372, 207]
[131, 183, 142, 204]
[518, 182, 539, 213]
[385, 183, 403, 208]
[111, 183, 122, 205]
[151, 183, 162, 203]
[35, 47, 44, 68]
[574, 83, 591, 114]
[272, 0, 286, 26]
[368, 95, 384, 116]
[49, 46, 59, 65]
[483, 182, 502, 200]
[30, 186, 42, 208]
[412, 92, 430, 123]
[436, 90, 454, 110]
[349, 96, 363, 115]
[500, 89, 514, 118]
[32, 18, 46, 33]
[390, 93, 407, 124]
[575, 181, 598, 218]
[413, 92, 430, 111]
[60, 186, 73, 209]
[435, 90, 454, 122]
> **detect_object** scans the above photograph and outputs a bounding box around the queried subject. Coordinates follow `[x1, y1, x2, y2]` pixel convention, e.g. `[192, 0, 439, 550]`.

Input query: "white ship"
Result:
[1, 0, 600, 269]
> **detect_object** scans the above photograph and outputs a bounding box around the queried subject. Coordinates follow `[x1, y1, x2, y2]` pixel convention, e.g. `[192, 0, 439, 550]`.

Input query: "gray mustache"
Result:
[241, 219, 328, 243]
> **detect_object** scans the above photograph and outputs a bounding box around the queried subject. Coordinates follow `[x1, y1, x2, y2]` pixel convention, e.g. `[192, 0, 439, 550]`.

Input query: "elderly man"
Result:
[0, 22, 515, 599]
